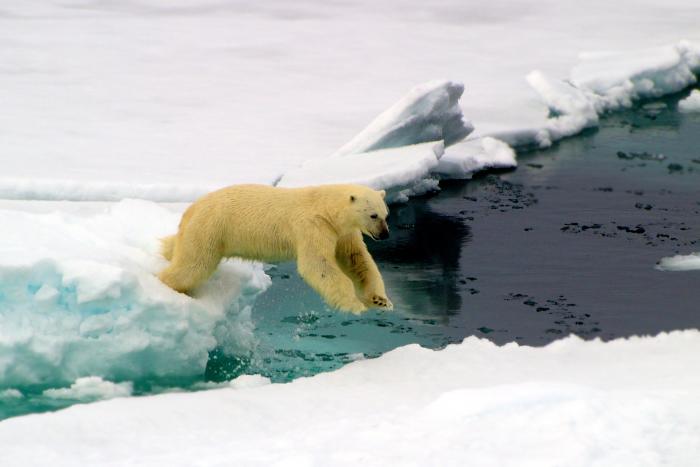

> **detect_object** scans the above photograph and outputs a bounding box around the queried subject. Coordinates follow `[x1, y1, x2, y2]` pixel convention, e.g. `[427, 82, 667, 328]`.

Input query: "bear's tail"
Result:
[160, 235, 176, 261]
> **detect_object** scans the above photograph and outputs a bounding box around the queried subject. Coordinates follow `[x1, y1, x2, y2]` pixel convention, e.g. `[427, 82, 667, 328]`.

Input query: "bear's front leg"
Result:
[336, 232, 393, 311]
[297, 241, 368, 314]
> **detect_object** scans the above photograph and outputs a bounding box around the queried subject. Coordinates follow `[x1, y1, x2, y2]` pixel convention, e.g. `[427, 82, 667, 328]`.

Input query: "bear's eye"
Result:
[370, 214, 378, 219]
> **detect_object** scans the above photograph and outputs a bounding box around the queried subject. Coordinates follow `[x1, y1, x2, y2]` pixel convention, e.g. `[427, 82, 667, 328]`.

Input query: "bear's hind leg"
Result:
[160, 235, 176, 261]
[159, 242, 222, 294]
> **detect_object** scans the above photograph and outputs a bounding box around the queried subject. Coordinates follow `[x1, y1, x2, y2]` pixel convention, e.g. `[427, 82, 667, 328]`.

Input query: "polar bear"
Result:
[158, 184, 393, 313]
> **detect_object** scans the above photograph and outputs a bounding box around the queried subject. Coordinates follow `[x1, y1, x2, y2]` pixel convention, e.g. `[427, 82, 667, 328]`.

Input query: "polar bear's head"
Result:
[346, 187, 390, 241]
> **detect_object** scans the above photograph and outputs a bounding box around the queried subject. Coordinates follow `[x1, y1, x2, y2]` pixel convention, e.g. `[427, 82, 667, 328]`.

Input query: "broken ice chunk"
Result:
[333, 80, 473, 157]
[436, 137, 517, 179]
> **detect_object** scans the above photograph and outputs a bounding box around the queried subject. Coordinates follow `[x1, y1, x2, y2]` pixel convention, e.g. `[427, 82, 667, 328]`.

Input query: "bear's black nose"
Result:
[378, 229, 389, 240]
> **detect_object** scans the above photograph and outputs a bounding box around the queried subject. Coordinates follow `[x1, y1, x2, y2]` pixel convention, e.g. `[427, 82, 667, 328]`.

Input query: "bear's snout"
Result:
[377, 222, 390, 240]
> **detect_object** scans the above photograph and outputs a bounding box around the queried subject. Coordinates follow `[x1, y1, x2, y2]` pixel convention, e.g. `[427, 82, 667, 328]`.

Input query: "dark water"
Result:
[3, 90, 699, 420]
[207, 89, 700, 383]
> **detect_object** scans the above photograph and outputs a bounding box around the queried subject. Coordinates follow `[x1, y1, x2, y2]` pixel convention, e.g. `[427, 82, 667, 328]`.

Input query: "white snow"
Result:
[1, 1, 700, 461]
[678, 89, 700, 112]
[277, 141, 445, 202]
[1, 1, 699, 201]
[1, 331, 698, 467]
[657, 252, 700, 271]
[0, 200, 269, 388]
[0, 178, 216, 203]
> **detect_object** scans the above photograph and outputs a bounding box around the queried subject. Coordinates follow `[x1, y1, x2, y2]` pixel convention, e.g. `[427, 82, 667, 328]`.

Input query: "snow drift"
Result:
[1, 331, 698, 466]
[0, 201, 269, 389]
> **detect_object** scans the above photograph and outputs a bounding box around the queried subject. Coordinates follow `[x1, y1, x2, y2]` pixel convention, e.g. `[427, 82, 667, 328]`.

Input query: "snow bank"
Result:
[332, 81, 473, 157]
[572, 42, 700, 108]
[528, 41, 700, 147]
[678, 89, 700, 112]
[277, 141, 445, 203]
[1, 331, 698, 467]
[657, 252, 700, 271]
[0, 200, 270, 390]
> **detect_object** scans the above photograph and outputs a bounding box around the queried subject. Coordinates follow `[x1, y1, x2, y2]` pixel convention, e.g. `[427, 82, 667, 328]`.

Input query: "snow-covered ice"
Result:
[0, 178, 216, 203]
[277, 141, 445, 202]
[1, 0, 700, 460]
[657, 252, 700, 272]
[331, 80, 473, 157]
[571, 42, 700, 110]
[678, 89, 700, 112]
[436, 136, 517, 179]
[0, 200, 269, 389]
[1, 331, 698, 466]
[527, 42, 700, 146]
[1, 1, 699, 201]
[276, 81, 475, 195]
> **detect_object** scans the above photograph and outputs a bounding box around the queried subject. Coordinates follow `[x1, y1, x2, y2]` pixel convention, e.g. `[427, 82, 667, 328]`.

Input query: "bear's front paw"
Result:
[369, 294, 393, 310]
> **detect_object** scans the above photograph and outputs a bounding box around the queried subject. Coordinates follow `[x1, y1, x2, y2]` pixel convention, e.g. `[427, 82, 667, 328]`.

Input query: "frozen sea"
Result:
[1, 1, 700, 465]
[2, 91, 699, 445]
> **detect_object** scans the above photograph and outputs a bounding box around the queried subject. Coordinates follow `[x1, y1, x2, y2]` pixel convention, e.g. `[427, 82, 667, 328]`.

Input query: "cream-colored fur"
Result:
[158, 184, 393, 313]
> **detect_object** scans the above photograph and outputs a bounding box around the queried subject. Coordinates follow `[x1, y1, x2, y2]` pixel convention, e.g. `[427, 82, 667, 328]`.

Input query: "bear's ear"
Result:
[350, 195, 356, 203]
[379, 190, 386, 199]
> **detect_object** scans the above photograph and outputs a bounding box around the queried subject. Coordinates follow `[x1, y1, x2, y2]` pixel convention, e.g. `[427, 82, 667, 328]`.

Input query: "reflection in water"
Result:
[370, 201, 471, 318]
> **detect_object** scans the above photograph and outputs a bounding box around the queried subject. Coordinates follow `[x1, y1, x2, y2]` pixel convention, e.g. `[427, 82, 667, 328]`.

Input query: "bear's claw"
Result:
[371, 295, 394, 310]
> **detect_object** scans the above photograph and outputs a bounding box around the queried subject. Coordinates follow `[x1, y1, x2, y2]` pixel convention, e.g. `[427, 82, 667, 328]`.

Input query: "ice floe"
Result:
[436, 137, 517, 179]
[678, 89, 700, 112]
[1, 331, 698, 466]
[527, 41, 700, 147]
[0, 200, 269, 389]
[657, 252, 700, 271]
[572, 42, 700, 109]
[332, 81, 473, 157]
